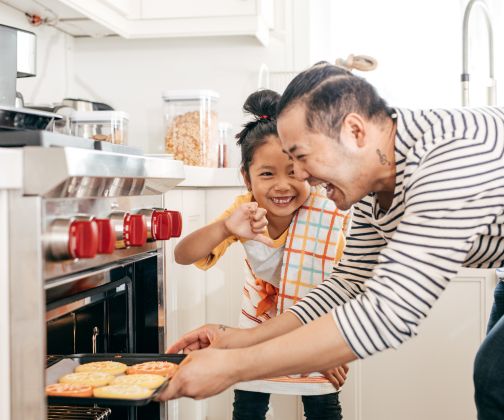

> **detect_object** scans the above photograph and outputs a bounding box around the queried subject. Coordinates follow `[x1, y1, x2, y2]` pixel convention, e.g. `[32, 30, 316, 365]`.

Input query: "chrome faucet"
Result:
[461, 0, 496, 106]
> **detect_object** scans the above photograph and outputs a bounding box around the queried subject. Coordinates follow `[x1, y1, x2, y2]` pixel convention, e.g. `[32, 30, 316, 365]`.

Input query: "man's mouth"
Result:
[270, 196, 295, 206]
[323, 183, 335, 196]
[308, 178, 324, 187]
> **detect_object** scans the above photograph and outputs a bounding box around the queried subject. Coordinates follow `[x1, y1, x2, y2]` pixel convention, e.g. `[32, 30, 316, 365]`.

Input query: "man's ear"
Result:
[342, 113, 366, 148]
[241, 168, 252, 191]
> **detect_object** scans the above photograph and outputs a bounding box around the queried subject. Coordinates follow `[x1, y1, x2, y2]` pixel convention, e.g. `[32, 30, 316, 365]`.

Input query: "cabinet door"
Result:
[141, 0, 257, 19]
[164, 189, 207, 420]
[339, 268, 497, 420]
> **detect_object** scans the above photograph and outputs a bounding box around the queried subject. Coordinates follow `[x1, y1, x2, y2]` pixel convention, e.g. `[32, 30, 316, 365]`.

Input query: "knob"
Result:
[95, 218, 115, 254]
[123, 213, 147, 246]
[166, 210, 182, 237]
[152, 209, 172, 240]
[68, 220, 98, 259]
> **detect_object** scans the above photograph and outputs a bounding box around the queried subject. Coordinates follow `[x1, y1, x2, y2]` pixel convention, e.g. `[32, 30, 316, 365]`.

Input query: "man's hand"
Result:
[321, 364, 349, 390]
[166, 324, 234, 354]
[225, 202, 273, 246]
[159, 347, 239, 400]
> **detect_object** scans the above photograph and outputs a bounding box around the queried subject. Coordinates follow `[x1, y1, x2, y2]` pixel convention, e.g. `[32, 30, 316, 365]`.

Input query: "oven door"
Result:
[45, 253, 166, 420]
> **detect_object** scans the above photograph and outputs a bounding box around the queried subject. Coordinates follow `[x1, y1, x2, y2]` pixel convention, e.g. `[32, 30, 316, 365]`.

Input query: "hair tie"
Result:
[259, 115, 270, 120]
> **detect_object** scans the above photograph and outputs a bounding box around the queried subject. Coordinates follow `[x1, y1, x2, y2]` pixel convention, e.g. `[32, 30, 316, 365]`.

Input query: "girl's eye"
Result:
[260, 172, 273, 177]
[295, 155, 306, 161]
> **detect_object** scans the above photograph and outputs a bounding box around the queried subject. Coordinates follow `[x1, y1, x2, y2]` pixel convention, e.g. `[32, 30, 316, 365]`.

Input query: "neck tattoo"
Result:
[376, 148, 392, 166]
[218, 324, 228, 332]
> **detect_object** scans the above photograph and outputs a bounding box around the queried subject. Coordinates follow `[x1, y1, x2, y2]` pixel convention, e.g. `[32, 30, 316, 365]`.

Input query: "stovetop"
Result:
[0, 129, 142, 155]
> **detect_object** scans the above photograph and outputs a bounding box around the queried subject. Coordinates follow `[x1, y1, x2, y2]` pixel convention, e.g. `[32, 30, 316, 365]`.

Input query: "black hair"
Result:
[235, 89, 281, 175]
[277, 62, 392, 138]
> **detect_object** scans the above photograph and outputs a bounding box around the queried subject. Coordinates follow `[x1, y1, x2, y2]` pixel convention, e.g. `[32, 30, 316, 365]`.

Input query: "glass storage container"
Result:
[71, 111, 129, 145]
[162, 90, 219, 167]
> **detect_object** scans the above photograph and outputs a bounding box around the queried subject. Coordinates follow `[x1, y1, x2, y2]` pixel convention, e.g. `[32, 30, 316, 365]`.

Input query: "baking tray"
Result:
[46, 353, 185, 406]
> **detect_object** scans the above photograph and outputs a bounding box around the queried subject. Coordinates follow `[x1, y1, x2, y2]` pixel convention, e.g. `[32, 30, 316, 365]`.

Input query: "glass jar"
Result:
[162, 90, 219, 167]
[217, 122, 231, 168]
[71, 111, 129, 145]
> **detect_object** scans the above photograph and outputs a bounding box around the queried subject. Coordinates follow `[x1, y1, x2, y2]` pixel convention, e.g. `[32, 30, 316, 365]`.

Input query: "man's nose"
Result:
[293, 161, 309, 181]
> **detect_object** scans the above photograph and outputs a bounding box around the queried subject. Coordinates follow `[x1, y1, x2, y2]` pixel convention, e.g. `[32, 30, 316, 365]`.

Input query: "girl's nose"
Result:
[273, 177, 291, 192]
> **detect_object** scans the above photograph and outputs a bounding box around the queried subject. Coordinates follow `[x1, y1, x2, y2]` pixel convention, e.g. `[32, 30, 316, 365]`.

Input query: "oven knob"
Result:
[166, 210, 182, 237]
[152, 209, 173, 240]
[68, 220, 98, 259]
[95, 218, 115, 254]
[134, 208, 173, 241]
[124, 213, 147, 247]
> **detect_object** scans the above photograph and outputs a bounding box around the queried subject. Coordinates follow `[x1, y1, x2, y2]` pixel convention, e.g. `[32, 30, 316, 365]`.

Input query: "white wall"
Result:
[324, 0, 504, 109]
[6, 0, 503, 153]
[3, 0, 504, 151]
[70, 0, 302, 158]
[0, 3, 74, 106]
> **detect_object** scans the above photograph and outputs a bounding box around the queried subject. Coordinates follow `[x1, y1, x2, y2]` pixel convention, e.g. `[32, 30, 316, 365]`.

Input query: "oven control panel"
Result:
[44, 208, 182, 262]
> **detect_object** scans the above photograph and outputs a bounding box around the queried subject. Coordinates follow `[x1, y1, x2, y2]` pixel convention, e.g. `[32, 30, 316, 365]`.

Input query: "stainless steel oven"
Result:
[1, 144, 184, 420]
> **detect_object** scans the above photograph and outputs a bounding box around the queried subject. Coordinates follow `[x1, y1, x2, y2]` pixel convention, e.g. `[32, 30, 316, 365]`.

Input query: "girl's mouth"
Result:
[270, 196, 295, 207]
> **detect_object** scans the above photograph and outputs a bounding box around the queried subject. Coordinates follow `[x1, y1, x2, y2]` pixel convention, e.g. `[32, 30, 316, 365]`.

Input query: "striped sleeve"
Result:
[288, 203, 387, 323]
[290, 129, 504, 359]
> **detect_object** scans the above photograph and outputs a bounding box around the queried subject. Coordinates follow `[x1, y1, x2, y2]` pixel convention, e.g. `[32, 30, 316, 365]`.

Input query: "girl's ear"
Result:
[241, 168, 252, 191]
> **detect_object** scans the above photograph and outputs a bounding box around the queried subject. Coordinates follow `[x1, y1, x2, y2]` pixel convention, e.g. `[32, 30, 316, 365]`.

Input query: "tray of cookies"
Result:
[45, 353, 185, 406]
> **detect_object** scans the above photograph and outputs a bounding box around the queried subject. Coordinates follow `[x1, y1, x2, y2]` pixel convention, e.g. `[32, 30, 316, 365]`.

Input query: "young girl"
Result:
[174, 89, 350, 420]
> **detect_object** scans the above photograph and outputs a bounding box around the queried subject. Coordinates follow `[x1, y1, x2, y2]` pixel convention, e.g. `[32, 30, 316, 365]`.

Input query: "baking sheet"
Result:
[46, 353, 185, 407]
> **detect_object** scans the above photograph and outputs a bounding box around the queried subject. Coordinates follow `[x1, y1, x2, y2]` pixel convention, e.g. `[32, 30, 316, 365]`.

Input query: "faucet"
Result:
[461, 0, 496, 106]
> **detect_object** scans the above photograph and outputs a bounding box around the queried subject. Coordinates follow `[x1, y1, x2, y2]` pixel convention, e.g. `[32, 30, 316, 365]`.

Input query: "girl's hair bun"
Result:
[235, 89, 281, 174]
[242, 89, 280, 121]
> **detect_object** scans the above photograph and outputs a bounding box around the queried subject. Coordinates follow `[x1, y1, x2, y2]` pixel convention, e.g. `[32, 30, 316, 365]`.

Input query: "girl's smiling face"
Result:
[245, 135, 310, 219]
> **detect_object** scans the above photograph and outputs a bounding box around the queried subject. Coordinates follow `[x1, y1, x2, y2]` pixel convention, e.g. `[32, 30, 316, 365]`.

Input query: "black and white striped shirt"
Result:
[288, 107, 504, 359]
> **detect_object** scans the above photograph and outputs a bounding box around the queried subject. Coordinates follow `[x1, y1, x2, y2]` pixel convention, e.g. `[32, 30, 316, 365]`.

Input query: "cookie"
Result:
[75, 361, 127, 376]
[46, 383, 93, 397]
[93, 384, 153, 399]
[59, 371, 114, 387]
[126, 361, 178, 377]
[112, 373, 166, 389]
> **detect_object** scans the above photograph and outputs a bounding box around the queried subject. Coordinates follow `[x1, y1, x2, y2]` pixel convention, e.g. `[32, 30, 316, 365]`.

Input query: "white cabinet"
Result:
[141, 0, 256, 19]
[57, 0, 273, 44]
[339, 268, 497, 420]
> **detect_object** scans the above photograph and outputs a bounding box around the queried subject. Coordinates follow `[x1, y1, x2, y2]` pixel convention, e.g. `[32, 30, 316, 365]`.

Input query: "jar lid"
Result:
[70, 111, 129, 122]
[162, 90, 220, 101]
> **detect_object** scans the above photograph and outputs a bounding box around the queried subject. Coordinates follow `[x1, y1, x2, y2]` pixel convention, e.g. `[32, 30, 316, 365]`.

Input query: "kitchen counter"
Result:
[178, 166, 244, 188]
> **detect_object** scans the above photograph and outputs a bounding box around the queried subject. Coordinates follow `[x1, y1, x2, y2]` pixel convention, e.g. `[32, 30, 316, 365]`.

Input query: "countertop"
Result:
[178, 166, 244, 188]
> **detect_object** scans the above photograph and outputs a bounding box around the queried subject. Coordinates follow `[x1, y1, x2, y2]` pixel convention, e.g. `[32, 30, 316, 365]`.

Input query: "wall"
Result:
[325, 0, 504, 109]
[3, 0, 504, 149]
[70, 0, 302, 159]
[0, 3, 74, 106]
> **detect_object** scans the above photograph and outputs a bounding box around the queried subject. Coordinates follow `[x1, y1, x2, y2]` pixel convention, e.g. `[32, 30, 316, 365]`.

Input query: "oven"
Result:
[2, 144, 184, 420]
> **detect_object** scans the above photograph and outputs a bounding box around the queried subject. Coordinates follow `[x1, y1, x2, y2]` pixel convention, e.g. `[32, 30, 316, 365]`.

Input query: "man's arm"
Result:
[161, 313, 356, 400]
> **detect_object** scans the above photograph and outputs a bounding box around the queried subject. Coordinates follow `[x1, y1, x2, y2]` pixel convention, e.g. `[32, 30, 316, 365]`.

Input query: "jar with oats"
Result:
[162, 90, 219, 167]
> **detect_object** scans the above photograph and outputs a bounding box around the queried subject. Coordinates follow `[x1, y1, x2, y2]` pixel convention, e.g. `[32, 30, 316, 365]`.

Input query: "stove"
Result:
[0, 134, 185, 420]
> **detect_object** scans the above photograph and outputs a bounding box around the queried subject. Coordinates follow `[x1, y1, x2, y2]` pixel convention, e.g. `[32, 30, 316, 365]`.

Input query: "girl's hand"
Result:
[224, 202, 273, 246]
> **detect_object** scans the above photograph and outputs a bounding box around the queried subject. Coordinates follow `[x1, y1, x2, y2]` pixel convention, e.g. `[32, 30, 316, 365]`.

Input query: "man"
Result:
[160, 64, 504, 420]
